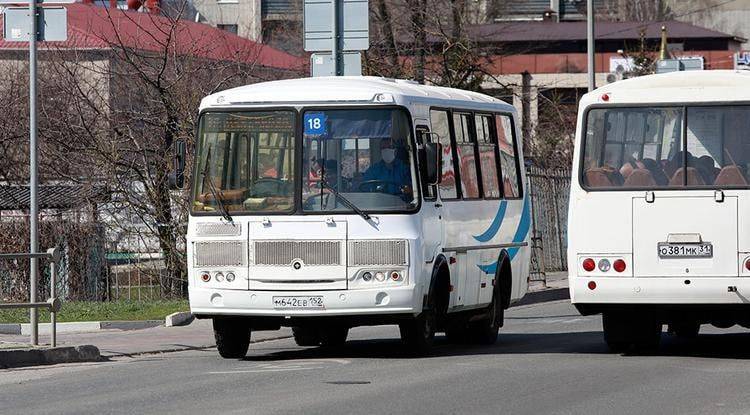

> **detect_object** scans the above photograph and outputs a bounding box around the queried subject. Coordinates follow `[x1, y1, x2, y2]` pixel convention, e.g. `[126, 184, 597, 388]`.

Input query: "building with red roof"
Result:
[0, 3, 305, 71]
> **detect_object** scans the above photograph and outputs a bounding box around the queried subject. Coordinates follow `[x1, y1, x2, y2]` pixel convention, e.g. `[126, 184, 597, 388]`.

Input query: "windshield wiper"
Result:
[319, 179, 371, 221]
[201, 145, 234, 224]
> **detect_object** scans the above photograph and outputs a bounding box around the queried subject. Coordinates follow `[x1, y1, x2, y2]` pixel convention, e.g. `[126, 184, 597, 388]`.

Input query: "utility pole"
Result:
[587, 0, 595, 91]
[331, 0, 341, 75]
[28, 0, 39, 345]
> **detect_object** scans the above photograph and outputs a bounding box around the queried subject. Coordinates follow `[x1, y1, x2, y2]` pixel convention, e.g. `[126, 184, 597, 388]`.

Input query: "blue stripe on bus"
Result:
[476, 194, 531, 275]
[472, 200, 507, 242]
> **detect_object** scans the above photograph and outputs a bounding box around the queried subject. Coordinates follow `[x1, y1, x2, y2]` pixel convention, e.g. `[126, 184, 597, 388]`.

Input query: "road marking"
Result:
[210, 367, 322, 374]
[208, 358, 350, 375]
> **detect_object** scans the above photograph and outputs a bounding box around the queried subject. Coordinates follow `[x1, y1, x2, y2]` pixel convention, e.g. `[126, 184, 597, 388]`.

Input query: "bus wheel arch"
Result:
[496, 251, 513, 310]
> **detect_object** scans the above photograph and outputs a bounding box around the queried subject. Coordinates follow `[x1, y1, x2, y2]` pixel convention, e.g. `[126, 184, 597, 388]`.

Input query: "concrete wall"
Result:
[666, 0, 750, 49]
[192, 0, 263, 41]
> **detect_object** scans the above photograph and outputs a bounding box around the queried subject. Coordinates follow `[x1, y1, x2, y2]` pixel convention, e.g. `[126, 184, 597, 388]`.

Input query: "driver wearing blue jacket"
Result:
[361, 138, 412, 196]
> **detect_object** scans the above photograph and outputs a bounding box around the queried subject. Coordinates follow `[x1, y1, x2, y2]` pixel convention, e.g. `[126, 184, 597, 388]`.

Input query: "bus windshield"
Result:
[582, 105, 750, 189]
[302, 108, 418, 213]
[192, 111, 296, 213]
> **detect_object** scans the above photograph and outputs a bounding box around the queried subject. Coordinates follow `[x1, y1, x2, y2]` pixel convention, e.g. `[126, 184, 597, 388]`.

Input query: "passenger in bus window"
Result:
[360, 138, 413, 196]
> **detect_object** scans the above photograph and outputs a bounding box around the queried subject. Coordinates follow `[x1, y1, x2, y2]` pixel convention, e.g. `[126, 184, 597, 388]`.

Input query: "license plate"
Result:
[658, 243, 713, 258]
[272, 296, 324, 309]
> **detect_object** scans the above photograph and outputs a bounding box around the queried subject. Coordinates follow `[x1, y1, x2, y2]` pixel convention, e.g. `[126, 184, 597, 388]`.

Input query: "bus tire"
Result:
[319, 327, 349, 348]
[399, 291, 437, 355]
[444, 320, 469, 344]
[292, 326, 321, 346]
[213, 317, 251, 359]
[670, 321, 700, 339]
[603, 312, 661, 353]
[602, 312, 630, 353]
[469, 290, 503, 345]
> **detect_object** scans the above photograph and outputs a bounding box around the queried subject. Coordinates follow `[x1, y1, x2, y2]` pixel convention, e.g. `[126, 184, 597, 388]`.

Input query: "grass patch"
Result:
[0, 300, 189, 324]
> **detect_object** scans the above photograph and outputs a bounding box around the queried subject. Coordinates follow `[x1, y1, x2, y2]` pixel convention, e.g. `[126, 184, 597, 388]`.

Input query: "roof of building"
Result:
[0, 4, 304, 70]
[580, 70, 750, 107]
[200, 76, 515, 112]
[0, 184, 109, 211]
[463, 20, 744, 43]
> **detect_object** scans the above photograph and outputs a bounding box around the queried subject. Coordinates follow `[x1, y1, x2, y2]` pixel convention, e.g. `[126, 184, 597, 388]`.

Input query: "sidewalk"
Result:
[0, 273, 568, 364]
[516, 271, 569, 306]
[0, 320, 292, 359]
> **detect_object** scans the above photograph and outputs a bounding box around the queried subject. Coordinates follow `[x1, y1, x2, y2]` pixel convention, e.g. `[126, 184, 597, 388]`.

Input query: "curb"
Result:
[165, 312, 195, 327]
[0, 345, 101, 369]
[0, 320, 165, 336]
[512, 287, 569, 307]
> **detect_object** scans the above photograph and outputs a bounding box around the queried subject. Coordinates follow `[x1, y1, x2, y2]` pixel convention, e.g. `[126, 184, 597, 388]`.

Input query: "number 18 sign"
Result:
[304, 112, 327, 136]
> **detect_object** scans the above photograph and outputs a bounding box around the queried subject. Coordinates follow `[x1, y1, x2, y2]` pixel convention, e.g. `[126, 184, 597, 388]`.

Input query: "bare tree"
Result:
[0, 3, 302, 297]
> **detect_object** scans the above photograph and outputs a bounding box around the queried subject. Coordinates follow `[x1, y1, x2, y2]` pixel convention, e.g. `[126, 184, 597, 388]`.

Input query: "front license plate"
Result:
[272, 296, 324, 309]
[658, 243, 713, 258]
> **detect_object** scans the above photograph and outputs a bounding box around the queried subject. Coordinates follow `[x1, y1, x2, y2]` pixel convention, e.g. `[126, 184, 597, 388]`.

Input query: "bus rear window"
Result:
[582, 106, 750, 189]
[583, 107, 682, 188]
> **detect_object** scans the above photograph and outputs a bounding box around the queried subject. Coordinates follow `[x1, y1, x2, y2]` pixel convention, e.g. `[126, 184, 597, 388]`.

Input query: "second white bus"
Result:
[569, 70, 750, 351]
[184, 77, 531, 357]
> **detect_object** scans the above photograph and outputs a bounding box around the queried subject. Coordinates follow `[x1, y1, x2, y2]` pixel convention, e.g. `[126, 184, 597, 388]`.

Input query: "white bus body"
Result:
[186, 77, 530, 356]
[569, 70, 750, 350]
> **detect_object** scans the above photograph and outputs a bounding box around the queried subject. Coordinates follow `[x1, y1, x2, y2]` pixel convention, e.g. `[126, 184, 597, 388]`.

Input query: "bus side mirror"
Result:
[422, 142, 442, 186]
[169, 139, 186, 189]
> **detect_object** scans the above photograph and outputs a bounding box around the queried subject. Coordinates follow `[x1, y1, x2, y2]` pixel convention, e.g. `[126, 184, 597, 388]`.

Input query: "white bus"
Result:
[569, 70, 750, 351]
[183, 77, 530, 357]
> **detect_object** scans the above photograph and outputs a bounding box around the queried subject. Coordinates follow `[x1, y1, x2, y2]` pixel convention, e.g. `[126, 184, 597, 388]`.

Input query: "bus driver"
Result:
[361, 138, 413, 196]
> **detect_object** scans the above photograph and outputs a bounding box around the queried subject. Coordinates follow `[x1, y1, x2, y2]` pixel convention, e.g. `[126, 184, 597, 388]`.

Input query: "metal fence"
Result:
[526, 165, 571, 280]
[105, 257, 186, 301]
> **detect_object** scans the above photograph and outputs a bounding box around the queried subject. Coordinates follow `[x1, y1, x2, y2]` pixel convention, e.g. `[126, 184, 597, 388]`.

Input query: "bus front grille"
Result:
[253, 240, 342, 266]
[194, 241, 246, 267]
[195, 222, 241, 237]
[348, 240, 408, 266]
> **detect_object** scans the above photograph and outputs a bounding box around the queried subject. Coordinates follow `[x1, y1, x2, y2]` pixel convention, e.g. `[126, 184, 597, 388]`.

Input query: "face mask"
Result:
[382, 149, 396, 163]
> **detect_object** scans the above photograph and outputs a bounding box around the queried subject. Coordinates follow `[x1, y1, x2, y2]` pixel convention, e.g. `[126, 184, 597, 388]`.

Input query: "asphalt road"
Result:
[3, 300, 750, 415]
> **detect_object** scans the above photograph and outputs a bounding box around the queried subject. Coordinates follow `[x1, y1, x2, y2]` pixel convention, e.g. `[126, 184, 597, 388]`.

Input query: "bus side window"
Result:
[430, 109, 458, 199]
[454, 112, 481, 199]
[495, 114, 522, 198]
[475, 114, 501, 199]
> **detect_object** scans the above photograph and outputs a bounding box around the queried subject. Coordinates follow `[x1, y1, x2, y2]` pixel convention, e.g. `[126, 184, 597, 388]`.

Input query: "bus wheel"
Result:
[319, 327, 349, 348]
[213, 317, 251, 359]
[603, 312, 661, 353]
[292, 326, 321, 346]
[602, 312, 631, 353]
[399, 293, 437, 354]
[469, 291, 503, 345]
[444, 320, 469, 344]
[670, 321, 700, 339]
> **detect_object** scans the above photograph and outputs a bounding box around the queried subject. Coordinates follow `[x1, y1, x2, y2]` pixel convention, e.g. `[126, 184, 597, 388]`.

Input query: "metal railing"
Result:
[0, 248, 61, 346]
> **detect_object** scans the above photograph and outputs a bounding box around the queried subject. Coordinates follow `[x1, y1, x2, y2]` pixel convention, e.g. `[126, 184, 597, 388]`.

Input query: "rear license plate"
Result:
[272, 296, 324, 309]
[658, 243, 713, 258]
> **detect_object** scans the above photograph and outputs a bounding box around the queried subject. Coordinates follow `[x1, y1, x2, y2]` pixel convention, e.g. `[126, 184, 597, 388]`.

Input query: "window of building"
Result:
[217, 24, 238, 34]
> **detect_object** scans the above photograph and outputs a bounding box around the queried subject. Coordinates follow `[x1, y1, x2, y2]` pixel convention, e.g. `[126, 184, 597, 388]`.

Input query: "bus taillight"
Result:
[745, 259, 750, 272]
[582, 258, 595, 272]
[613, 259, 627, 273]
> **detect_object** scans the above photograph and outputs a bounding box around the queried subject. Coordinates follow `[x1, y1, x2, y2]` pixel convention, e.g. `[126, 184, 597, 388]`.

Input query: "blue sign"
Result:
[304, 113, 327, 135]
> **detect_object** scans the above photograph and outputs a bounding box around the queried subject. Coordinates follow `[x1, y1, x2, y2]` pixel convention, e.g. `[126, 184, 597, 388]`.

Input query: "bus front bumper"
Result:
[189, 285, 421, 318]
[570, 276, 750, 307]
